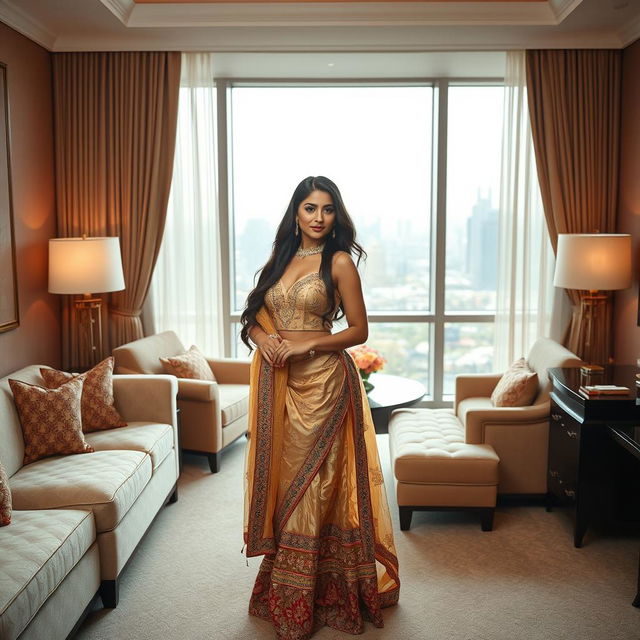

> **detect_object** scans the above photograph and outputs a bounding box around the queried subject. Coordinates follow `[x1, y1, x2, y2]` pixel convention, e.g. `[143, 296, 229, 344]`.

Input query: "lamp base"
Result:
[74, 296, 103, 368]
[580, 292, 609, 367]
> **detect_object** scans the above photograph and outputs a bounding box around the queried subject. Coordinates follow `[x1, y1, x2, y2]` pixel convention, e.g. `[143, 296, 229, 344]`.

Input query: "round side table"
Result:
[366, 373, 425, 433]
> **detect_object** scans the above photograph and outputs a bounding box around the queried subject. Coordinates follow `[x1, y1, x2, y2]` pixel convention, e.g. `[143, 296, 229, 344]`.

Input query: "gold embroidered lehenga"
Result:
[243, 273, 400, 640]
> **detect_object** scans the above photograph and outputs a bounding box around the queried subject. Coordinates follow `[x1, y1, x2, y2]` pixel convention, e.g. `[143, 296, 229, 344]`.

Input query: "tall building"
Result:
[466, 192, 498, 290]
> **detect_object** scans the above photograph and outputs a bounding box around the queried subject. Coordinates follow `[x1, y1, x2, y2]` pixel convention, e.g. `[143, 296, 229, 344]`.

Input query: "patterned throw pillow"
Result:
[9, 376, 94, 465]
[40, 357, 127, 433]
[160, 345, 216, 381]
[0, 459, 11, 526]
[491, 357, 539, 407]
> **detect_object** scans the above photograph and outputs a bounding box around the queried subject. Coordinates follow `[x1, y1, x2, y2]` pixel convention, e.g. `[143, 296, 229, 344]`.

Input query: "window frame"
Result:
[219, 77, 503, 406]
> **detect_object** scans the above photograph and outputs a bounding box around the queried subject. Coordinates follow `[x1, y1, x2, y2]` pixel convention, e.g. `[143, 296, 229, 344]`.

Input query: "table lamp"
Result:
[49, 236, 125, 367]
[553, 233, 632, 365]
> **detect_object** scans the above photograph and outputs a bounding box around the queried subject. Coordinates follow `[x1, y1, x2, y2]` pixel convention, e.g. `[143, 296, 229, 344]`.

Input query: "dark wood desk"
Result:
[609, 424, 640, 608]
[366, 373, 425, 433]
[547, 366, 640, 548]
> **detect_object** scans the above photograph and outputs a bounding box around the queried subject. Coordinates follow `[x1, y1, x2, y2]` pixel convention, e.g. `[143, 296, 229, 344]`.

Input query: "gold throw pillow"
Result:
[160, 345, 216, 381]
[40, 356, 127, 433]
[9, 376, 94, 465]
[490, 357, 539, 407]
[0, 459, 11, 526]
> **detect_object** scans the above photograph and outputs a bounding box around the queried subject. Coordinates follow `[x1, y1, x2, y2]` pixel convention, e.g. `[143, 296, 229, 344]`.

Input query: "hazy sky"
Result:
[231, 85, 503, 242]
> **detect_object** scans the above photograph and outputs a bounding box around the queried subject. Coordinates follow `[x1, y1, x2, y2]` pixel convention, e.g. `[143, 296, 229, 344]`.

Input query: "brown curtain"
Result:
[53, 52, 181, 368]
[526, 50, 621, 363]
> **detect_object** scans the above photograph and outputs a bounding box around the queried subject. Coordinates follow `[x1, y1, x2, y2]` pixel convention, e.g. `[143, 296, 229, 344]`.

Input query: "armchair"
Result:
[113, 331, 250, 472]
[454, 337, 582, 494]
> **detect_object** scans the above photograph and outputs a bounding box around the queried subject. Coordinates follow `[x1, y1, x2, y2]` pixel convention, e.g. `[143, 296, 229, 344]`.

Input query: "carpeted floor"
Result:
[77, 435, 640, 640]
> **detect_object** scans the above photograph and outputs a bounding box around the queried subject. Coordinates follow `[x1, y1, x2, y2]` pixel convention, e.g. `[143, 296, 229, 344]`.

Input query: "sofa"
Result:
[0, 365, 179, 640]
[113, 331, 250, 472]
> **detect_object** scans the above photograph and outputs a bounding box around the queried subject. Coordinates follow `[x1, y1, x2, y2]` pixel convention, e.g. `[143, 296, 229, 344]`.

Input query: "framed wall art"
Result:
[0, 62, 19, 333]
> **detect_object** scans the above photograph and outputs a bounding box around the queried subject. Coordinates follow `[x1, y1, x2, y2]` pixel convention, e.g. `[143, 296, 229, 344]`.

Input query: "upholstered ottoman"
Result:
[389, 408, 499, 531]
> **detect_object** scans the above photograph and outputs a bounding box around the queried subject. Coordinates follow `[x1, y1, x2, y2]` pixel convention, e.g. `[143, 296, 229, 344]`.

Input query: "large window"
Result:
[228, 81, 503, 403]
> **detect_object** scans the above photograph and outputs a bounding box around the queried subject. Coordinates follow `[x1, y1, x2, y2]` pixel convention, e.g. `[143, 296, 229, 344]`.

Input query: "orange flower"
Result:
[347, 345, 386, 375]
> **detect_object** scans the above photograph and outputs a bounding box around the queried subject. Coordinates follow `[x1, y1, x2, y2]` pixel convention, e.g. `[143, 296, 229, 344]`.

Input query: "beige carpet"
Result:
[77, 435, 639, 640]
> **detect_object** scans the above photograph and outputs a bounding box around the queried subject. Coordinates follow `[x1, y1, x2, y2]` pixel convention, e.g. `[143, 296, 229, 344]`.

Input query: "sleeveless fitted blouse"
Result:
[265, 272, 339, 331]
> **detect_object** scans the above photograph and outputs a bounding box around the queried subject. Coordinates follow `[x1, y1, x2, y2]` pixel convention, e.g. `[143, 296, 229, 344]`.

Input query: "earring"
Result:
[295, 220, 299, 236]
[332, 228, 336, 239]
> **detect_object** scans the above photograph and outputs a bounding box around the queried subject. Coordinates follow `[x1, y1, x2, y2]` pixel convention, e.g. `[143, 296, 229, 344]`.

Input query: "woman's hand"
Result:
[272, 339, 314, 366]
[257, 333, 283, 367]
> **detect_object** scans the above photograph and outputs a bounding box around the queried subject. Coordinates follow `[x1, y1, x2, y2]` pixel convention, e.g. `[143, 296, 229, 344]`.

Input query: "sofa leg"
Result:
[100, 579, 119, 608]
[168, 486, 178, 503]
[399, 507, 413, 531]
[208, 452, 220, 473]
[480, 508, 495, 532]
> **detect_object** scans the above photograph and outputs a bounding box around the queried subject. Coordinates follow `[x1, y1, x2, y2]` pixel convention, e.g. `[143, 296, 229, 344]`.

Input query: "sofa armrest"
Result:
[463, 401, 550, 444]
[113, 365, 142, 375]
[454, 374, 503, 412]
[177, 378, 218, 402]
[206, 357, 251, 385]
[112, 374, 178, 430]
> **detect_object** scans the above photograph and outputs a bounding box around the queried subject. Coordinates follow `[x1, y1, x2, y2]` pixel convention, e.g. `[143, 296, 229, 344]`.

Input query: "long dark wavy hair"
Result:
[240, 176, 366, 351]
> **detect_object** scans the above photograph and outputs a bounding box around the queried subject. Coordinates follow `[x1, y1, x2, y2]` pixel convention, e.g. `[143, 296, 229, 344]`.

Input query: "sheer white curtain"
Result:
[150, 53, 223, 355]
[494, 51, 556, 369]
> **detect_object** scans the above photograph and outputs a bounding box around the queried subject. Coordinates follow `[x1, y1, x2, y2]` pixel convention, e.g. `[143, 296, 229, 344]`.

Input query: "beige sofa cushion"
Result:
[219, 384, 250, 426]
[0, 509, 95, 640]
[0, 460, 10, 526]
[40, 357, 126, 433]
[8, 377, 94, 465]
[85, 422, 174, 470]
[9, 450, 152, 532]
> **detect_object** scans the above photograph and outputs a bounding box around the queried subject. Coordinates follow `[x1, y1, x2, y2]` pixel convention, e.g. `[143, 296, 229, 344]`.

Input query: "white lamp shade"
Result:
[553, 234, 632, 291]
[49, 237, 125, 295]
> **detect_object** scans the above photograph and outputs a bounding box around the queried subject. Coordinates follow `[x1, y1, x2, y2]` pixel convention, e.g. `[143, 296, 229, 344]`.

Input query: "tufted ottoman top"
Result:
[389, 408, 499, 485]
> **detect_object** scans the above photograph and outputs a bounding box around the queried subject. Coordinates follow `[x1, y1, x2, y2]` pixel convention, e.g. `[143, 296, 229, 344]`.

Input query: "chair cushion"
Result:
[8, 377, 94, 465]
[9, 450, 151, 532]
[389, 408, 499, 485]
[490, 358, 538, 407]
[160, 345, 216, 381]
[219, 384, 249, 426]
[85, 422, 174, 470]
[0, 509, 95, 640]
[0, 460, 10, 526]
[40, 357, 127, 433]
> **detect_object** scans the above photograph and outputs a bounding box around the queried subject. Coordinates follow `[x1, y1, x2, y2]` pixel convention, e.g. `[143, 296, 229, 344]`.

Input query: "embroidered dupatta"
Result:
[243, 307, 400, 638]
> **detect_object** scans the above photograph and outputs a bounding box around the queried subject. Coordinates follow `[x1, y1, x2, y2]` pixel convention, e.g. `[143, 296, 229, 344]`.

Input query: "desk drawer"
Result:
[549, 409, 579, 472]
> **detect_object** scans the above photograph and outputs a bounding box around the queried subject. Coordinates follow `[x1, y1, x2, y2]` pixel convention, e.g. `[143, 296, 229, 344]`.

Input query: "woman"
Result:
[241, 176, 400, 640]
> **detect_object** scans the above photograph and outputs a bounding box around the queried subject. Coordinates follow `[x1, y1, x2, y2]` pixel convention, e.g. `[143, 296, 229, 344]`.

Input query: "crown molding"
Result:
[549, 0, 582, 23]
[121, 2, 567, 29]
[0, 0, 56, 49]
[619, 11, 640, 47]
[100, 0, 135, 24]
[51, 25, 625, 52]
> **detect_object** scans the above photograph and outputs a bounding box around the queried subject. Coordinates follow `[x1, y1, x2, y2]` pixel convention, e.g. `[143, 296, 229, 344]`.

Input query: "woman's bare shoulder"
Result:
[331, 251, 355, 268]
[331, 251, 359, 284]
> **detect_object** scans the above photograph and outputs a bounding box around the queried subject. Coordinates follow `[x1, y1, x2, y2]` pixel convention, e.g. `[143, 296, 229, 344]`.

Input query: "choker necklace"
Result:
[296, 243, 325, 258]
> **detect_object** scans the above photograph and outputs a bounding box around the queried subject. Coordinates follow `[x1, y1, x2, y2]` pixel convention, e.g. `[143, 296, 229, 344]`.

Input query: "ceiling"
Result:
[0, 0, 638, 55]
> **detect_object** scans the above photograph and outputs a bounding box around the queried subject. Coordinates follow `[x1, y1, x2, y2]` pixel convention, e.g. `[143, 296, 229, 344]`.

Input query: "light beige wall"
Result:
[0, 22, 60, 376]
[613, 39, 640, 364]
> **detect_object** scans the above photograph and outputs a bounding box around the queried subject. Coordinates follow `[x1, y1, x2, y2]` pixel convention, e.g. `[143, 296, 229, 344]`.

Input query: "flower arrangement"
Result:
[347, 345, 386, 393]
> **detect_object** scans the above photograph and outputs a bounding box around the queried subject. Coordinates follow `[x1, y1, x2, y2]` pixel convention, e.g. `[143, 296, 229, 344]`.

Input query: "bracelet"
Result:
[268, 333, 279, 339]
[308, 349, 316, 359]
